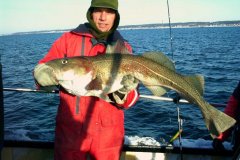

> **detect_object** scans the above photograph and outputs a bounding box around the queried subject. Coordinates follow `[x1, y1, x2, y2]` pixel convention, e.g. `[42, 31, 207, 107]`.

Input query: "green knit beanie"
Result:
[90, 0, 118, 11]
[86, 0, 120, 40]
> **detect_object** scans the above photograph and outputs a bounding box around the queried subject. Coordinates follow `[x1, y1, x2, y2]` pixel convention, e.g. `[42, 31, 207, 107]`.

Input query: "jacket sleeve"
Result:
[116, 89, 139, 109]
[217, 81, 240, 141]
[124, 41, 133, 53]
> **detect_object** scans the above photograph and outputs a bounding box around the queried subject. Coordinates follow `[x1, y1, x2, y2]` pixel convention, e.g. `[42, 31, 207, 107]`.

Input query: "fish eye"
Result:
[62, 59, 68, 64]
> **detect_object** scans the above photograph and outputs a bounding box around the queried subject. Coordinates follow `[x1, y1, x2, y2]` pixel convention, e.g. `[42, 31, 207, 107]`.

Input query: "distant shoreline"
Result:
[119, 20, 240, 30]
[1, 20, 239, 36]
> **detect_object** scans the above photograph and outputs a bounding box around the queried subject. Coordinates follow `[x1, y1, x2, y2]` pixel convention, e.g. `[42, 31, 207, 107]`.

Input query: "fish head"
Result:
[34, 57, 95, 88]
[34, 62, 58, 87]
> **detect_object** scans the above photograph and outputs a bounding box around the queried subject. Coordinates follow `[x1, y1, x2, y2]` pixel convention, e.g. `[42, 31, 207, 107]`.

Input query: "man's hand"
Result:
[120, 75, 139, 93]
[109, 75, 138, 105]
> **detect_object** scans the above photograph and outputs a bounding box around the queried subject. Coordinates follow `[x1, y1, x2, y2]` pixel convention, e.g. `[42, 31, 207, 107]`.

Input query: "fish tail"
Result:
[203, 102, 236, 137]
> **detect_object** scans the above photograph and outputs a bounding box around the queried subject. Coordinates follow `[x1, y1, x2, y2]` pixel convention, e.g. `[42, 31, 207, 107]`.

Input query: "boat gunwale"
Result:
[3, 140, 233, 157]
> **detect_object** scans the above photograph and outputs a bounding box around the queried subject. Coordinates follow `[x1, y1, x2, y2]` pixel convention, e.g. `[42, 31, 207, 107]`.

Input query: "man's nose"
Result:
[99, 11, 107, 20]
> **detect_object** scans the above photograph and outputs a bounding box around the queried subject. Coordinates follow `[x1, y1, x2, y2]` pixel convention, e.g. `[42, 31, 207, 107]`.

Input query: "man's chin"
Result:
[97, 27, 110, 32]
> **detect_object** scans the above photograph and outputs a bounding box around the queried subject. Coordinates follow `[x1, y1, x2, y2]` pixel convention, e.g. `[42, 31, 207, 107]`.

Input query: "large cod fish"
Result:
[34, 52, 236, 136]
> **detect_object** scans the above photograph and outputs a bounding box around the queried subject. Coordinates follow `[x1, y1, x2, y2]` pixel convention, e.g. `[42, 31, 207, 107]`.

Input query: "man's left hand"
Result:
[120, 75, 139, 93]
[109, 75, 138, 105]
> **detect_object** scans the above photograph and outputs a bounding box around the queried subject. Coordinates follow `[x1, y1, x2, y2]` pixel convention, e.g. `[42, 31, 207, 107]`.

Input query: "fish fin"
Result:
[183, 74, 205, 96]
[203, 102, 236, 137]
[85, 77, 103, 90]
[142, 52, 175, 71]
[105, 40, 130, 54]
[144, 85, 169, 96]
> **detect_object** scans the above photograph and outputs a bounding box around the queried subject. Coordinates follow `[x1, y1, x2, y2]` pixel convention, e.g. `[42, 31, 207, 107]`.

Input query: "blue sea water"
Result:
[0, 27, 240, 144]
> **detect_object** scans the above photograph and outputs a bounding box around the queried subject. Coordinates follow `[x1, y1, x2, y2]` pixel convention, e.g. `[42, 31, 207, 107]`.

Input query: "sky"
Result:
[0, 0, 239, 35]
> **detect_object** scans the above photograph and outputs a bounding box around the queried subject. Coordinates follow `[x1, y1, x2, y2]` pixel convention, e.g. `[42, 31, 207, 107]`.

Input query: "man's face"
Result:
[92, 8, 116, 32]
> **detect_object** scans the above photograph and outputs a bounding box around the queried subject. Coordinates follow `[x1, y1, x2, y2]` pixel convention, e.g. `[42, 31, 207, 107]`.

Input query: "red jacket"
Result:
[38, 24, 139, 150]
[218, 81, 240, 141]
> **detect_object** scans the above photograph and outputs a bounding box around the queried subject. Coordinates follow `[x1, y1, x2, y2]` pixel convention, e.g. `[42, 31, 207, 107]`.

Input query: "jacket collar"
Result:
[71, 23, 125, 44]
[71, 24, 92, 37]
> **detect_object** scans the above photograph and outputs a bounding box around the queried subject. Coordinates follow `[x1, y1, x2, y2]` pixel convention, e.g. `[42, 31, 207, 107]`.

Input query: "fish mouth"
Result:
[34, 63, 58, 86]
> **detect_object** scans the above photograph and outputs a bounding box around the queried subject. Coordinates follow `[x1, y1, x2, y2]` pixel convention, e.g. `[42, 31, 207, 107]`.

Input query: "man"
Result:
[212, 81, 240, 152]
[36, 0, 139, 159]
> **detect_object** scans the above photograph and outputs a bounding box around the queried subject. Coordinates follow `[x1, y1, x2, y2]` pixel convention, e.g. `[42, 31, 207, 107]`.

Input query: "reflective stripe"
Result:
[81, 37, 85, 56]
[76, 36, 86, 114]
[76, 96, 80, 114]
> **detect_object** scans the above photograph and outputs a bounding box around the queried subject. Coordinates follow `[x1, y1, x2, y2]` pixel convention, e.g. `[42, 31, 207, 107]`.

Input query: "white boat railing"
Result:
[3, 87, 226, 108]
